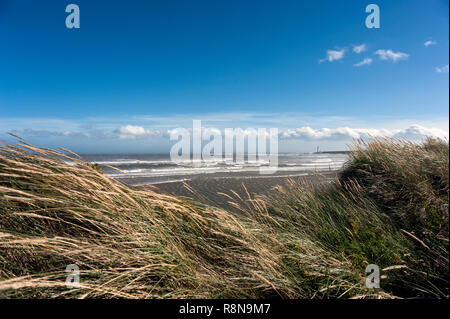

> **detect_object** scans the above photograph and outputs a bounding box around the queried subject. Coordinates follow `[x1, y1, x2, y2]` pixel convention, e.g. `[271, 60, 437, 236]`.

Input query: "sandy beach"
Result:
[150, 171, 339, 211]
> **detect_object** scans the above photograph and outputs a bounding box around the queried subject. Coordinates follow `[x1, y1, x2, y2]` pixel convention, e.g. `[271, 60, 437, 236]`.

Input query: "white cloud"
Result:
[435, 65, 449, 73]
[280, 125, 448, 141]
[353, 58, 373, 67]
[375, 49, 409, 62]
[3, 114, 448, 154]
[117, 125, 150, 135]
[390, 125, 448, 140]
[424, 40, 437, 47]
[281, 127, 362, 140]
[353, 44, 367, 54]
[320, 49, 345, 63]
[167, 127, 270, 139]
[116, 125, 161, 139]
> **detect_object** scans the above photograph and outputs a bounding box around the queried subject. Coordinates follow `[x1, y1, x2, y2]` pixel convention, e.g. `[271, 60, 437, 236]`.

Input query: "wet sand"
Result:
[148, 171, 339, 212]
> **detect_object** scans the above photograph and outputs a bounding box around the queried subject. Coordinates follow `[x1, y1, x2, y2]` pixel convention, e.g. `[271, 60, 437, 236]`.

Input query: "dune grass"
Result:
[340, 138, 449, 297]
[0, 136, 448, 298]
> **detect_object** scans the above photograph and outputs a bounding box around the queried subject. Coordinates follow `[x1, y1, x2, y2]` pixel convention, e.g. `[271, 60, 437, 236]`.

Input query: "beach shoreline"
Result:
[148, 170, 339, 211]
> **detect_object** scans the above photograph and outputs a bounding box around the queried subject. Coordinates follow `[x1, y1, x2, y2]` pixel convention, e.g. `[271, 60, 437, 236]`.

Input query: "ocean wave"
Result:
[108, 163, 344, 179]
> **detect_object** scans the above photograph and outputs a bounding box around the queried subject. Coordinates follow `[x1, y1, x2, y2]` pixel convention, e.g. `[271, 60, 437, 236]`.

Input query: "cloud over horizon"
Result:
[6, 124, 448, 145]
[115, 125, 160, 139]
[279, 125, 448, 142]
[2, 112, 448, 153]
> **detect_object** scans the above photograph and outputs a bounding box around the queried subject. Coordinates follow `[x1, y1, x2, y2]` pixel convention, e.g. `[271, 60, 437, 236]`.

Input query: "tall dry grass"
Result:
[0, 137, 291, 298]
[0, 136, 447, 298]
[0, 136, 371, 298]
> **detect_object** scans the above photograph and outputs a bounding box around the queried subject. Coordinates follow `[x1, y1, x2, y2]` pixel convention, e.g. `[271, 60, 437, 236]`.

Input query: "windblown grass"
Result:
[0, 136, 448, 298]
[340, 137, 449, 297]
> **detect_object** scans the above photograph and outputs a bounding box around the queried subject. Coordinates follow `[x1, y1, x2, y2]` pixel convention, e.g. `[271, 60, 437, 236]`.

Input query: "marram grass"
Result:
[0, 136, 448, 298]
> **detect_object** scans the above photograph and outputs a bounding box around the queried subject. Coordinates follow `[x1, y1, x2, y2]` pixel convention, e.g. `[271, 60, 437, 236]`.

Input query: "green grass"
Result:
[0, 136, 448, 298]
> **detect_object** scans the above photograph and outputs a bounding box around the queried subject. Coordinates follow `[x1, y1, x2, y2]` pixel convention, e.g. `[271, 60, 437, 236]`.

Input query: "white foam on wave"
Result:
[87, 153, 349, 183]
[109, 163, 345, 179]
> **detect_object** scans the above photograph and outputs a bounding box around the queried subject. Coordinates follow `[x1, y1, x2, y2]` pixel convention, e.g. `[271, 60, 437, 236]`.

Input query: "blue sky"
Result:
[0, 0, 448, 153]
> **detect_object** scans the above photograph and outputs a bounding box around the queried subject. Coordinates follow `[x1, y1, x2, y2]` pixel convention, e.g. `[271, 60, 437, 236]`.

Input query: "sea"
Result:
[80, 153, 349, 186]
